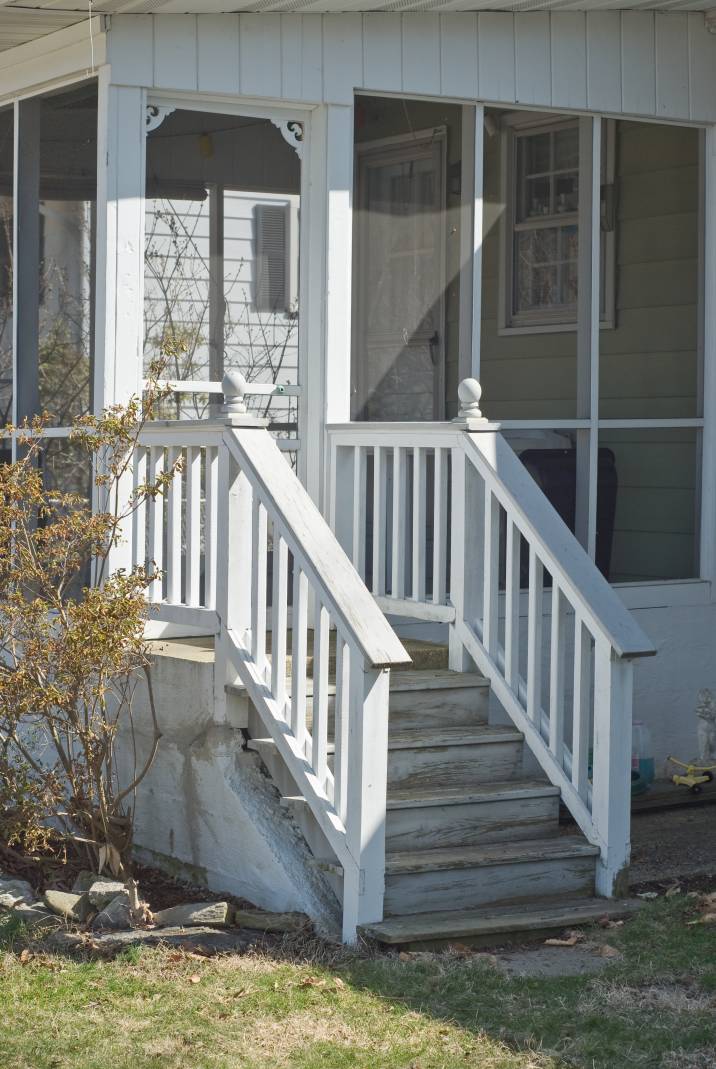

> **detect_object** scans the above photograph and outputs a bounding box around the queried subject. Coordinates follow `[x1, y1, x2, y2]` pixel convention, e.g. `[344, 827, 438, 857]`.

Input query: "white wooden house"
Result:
[1, 4, 716, 943]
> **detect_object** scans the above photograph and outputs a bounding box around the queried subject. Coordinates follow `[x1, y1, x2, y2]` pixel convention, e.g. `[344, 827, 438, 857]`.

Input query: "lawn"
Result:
[0, 896, 714, 1069]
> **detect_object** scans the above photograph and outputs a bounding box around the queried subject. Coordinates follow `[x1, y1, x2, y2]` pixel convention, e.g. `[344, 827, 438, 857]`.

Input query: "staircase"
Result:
[244, 638, 635, 947]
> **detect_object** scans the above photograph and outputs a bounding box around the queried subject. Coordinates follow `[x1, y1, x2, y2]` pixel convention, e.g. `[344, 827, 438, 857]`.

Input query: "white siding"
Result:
[106, 11, 716, 124]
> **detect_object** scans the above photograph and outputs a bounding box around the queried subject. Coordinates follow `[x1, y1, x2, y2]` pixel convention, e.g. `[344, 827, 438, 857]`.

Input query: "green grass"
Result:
[0, 897, 714, 1069]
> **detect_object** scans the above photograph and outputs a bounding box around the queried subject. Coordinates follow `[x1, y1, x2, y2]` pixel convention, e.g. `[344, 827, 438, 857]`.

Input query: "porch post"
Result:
[700, 125, 716, 584]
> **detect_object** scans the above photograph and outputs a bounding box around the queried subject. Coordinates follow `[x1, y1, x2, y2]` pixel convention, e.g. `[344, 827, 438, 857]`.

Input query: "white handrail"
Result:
[129, 374, 409, 942]
[325, 377, 656, 898]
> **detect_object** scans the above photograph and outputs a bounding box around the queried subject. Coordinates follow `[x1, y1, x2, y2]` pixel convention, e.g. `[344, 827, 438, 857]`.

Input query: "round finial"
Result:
[222, 369, 247, 415]
[457, 378, 483, 420]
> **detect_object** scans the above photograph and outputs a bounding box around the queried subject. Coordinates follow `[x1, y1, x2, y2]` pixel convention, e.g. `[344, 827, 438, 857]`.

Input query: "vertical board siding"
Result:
[514, 13, 550, 107]
[197, 14, 239, 96]
[478, 13, 516, 105]
[153, 15, 197, 93]
[106, 11, 716, 123]
[363, 13, 401, 93]
[550, 14, 587, 111]
[621, 12, 657, 117]
[440, 15, 478, 101]
[240, 15, 282, 98]
[402, 15, 441, 97]
[656, 14, 689, 120]
[586, 11, 621, 114]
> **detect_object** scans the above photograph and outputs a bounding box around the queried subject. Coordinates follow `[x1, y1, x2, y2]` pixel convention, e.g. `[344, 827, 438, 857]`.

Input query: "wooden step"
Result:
[359, 896, 642, 948]
[385, 780, 560, 851]
[386, 724, 524, 789]
[382, 836, 599, 915]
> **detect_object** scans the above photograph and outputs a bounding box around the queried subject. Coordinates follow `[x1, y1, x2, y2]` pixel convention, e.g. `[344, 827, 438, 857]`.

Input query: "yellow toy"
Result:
[667, 756, 716, 794]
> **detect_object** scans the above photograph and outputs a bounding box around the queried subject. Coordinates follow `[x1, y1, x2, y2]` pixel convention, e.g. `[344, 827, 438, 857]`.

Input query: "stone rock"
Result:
[43, 890, 90, 923]
[71, 871, 99, 895]
[50, 925, 259, 957]
[13, 905, 62, 932]
[87, 880, 126, 909]
[92, 894, 131, 931]
[152, 901, 230, 928]
[0, 877, 36, 910]
[233, 908, 310, 933]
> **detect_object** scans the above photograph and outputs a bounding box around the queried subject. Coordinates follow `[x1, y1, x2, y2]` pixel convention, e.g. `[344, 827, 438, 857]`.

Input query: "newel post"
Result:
[213, 371, 262, 721]
[341, 653, 390, 943]
[448, 379, 489, 671]
[591, 641, 633, 897]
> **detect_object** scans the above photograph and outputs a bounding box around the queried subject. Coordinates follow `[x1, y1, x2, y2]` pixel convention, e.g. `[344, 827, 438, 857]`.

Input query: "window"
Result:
[255, 202, 296, 315]
[503, 117, 615, 331]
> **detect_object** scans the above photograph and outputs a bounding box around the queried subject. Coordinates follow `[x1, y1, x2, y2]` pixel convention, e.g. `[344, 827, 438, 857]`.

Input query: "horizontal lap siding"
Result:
[106, 12, 716, 123]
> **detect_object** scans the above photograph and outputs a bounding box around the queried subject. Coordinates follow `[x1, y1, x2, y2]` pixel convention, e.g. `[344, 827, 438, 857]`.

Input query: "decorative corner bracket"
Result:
[270, 119, 304, 160]
[146, 104, 177, 134]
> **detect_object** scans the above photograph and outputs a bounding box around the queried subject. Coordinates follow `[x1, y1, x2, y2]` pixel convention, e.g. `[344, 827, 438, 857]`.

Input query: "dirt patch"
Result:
[496, 943, 612, 979]
[629, 805, 716, 887]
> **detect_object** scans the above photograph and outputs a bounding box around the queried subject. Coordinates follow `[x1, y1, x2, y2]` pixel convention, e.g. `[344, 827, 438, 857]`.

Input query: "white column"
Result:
[700, 125, 716, 584]
[458, 105, 484, 385]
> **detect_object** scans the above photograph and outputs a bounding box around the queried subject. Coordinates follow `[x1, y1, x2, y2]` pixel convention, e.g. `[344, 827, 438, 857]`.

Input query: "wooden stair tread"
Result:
[388, 724, 523, 750]
[385, 836, 599, 874]
[386, 780, 559, 809]
[359, 897, 642, 945]
[228, 668, 488, 700]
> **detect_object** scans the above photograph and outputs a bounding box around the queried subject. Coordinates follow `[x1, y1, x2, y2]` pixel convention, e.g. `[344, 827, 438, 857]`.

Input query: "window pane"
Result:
[0, 106, 12, 438]
[598, 429, 697, 582]
[503, 429, 579, 539]
[599, 122, 699, 418]
[144, 109, 300, 439]
[351, 96, 464, 421]
[38, 84, 96, 426]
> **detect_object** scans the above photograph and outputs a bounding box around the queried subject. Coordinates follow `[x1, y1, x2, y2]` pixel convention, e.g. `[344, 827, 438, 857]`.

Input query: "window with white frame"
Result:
[503, 117, 615, 331]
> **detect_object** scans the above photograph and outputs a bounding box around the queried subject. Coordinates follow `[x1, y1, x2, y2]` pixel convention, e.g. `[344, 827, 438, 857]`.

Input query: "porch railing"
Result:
[129, 373, 410, 942]
[326, 378, 656, 897]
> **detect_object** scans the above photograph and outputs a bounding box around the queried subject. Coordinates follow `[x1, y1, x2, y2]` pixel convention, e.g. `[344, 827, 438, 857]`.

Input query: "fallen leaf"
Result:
[545, 936, 580, 947]
[598, 917, 624, 930]
[333, 976, 346, 991]
[300, 975, 328, 989]
[596, 944, 620, 958]
[637, 891, 659, 900]
[399, 951, 413, 961]
[665, 884, 682, 898]
[232, 988, 252, 999]
[188, 974, 201, 984]
[18, 949, 34, 964]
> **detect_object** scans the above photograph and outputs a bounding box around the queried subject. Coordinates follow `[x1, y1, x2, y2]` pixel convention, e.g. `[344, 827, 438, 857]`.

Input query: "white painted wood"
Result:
[586, 12, 621, 114]
[153, 15, 198, 92]
[571, 613, 591, 803]
[323, 104, 354, 425]
[240, 14, 281, 99]
[312, 598, 330, 790]
[621, 12, 656, 117]
[526, 547, 544, 727]
[251, 497, 269, 673]
[166, 446, 183, 604]
[504, 517, 520, 691]
[411, 447, 427, 602]
[391, 446, 407, 600]
[440, 14, 477, 101]
[291, 567, 309, 756]
[514, 13, 550, 108]
[185, 445, 201, 606]
[281, 14, 323, 102]
[432, 448, 448, 606]
[482, 486, 499, 659]
[477, 13, 516, 105]
[322, 14, 363, 106]
[372, 446, 387, 597]
[270, 530, 289, 713]
[352, 445, 366, 575]
[688, 14, 716, 124]
[402, 15, 440, 96]
[197, 14, 239, 95]
[148, 447, 165, 602]
[550, 14, 587, 110]
[131, 447, 147, 576]
[204, 446, 219, 610]
[700, 126, 716, 586]
[471, 107, 484, 382]
[655, 13, 689, 120]
[592, 642, 633, 896]
[333, 637, 350, 826]
[548, 581, 567, 766]
[362, 13, 401, 93]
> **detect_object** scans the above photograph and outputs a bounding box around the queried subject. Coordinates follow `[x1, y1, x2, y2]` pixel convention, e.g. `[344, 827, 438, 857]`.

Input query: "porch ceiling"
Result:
[1, 0, 716, 55]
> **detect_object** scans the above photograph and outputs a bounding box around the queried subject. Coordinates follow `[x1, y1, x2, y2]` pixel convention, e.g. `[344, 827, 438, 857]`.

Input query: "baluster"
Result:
[270, 528, 289, 714]
[391, 447, 406, 599]
[351, 446, 366, 577]
[251, 498, 268, 675]
[148, 446, 165, 602]
[312, 598, 330, 793]
[185, 445, 201, 606]
[548, 581, 567, 766]
[372, 446, 386, 596]
[432, 448, 448, 604]
[333, 637, 350, 824]
[571, 613, 592, 801]
[482, 485, 500, 657]
[411, 447, 426, 601]
[166, 446, 182, 604]
[526, 546, 544, 725]
[131, 446, 147, 573]
[204, 446, 219, 609]
[291, 566, 309, 757]
[504, 517, 521, 690]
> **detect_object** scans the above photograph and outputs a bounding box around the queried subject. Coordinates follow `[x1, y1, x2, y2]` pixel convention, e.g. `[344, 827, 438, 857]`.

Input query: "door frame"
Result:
[352, 126, 448, 421]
